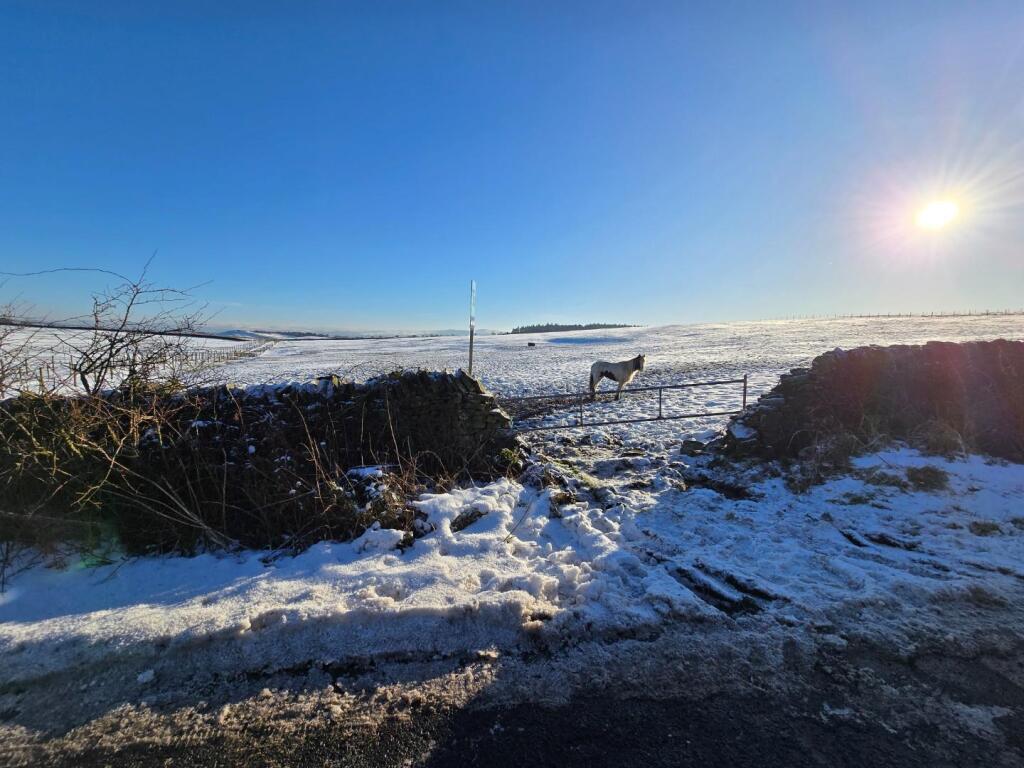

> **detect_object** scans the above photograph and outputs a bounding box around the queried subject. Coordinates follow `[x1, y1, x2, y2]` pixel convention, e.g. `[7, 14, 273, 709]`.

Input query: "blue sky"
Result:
[2, 2, 1023, 332]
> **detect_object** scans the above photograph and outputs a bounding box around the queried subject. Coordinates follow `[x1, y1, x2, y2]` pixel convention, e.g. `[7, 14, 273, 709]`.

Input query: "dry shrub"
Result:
[0, 382, 452, 561]
[910, 419, 966, 458]
[783, 430, 861, 491]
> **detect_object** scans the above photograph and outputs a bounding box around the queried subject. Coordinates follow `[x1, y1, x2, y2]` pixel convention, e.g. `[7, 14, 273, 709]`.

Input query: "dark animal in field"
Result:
[589, 354, 645, 401]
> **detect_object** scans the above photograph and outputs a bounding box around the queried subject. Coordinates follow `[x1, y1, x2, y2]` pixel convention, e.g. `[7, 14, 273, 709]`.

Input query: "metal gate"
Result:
[498, 375, 748, 433]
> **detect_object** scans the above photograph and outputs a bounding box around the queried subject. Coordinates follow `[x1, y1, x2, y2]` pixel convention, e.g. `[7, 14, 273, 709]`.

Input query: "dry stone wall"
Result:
[724, 340, 1024, 462]
[196, 370, 518, 477]
[0, 370, 518, 552]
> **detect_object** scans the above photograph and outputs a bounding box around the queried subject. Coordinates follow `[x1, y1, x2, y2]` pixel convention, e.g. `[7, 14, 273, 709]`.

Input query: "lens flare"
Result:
[915, 200, 959, 230]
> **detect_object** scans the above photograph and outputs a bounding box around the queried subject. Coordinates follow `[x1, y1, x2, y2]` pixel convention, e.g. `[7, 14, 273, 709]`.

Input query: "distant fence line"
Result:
[179, 339, 272, 366]
[0, 320, 250, 343]
[763, 310, 1024, 322]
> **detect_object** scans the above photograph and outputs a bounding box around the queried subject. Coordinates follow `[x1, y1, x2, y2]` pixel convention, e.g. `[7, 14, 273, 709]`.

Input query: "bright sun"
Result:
[915, 199, 959, 230]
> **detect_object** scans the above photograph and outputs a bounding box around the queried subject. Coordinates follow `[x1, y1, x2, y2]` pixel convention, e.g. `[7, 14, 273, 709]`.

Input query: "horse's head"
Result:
[635, 354, 646, 371]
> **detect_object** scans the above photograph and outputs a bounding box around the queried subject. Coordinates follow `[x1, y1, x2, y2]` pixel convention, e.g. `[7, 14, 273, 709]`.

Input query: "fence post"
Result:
[658, 387, 663, 419]
[742, 374, 748, 409]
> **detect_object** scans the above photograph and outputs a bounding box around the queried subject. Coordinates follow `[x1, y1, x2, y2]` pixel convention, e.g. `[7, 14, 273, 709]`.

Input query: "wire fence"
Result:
[1, 338, 272, 398]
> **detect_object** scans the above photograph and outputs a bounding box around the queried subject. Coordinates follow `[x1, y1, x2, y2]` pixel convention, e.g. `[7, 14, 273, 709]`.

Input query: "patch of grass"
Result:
[837, 491, 873, 505]
[550, 459, 603, 490]
[943, 584, 1010, 608]
[905, 465, 950, 492]
[964, 584, 1009, 608]
[787, 430, 865, 491]
[862, 470, 909, 490]
[968, 520, 1001, 536]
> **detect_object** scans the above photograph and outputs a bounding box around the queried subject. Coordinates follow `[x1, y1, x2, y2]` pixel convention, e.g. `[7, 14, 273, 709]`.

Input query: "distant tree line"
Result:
[510, 323, 638, 335]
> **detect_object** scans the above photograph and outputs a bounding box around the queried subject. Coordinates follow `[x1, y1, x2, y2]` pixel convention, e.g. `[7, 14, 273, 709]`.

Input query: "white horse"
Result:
[589, 354, 645, 401]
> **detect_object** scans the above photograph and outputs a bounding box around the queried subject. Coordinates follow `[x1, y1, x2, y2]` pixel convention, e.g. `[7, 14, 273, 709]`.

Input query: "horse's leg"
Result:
[589, 373, 596, 401]
[615, 381, 623, 401]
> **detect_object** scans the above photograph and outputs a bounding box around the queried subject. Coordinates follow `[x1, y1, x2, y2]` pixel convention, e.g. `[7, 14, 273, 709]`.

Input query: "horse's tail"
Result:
[588, 368, 597, 400]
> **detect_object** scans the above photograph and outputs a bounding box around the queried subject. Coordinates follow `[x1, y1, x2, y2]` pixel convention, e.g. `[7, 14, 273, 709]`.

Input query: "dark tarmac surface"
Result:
[4, 603, 1023, 768]
[43, 695, 1012, 768]
[22, 653, 1022, 768]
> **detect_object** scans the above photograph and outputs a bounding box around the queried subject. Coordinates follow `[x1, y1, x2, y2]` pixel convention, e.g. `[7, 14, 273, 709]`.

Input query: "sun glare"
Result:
[915, 199, 959, 230]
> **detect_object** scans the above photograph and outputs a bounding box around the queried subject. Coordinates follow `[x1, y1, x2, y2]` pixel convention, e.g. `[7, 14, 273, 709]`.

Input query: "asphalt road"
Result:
[9, 636, 1021, 768]
[34, 691, 1014, 768]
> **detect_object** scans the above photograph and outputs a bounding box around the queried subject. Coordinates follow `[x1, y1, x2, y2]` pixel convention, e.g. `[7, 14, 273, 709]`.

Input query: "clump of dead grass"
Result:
[968, 520, 1001, 536]
[862, 469, 909, 490]
[905, 465, 950, 492]
[910, 419, 966, 458]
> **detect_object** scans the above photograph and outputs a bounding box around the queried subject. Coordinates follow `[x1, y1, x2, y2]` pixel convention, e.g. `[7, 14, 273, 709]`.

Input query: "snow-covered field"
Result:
[217, 315, 1024, 397]
[10, 315, 1022, 400]
[213, 314, 1024, 442]
[1, 315, 1023, 729]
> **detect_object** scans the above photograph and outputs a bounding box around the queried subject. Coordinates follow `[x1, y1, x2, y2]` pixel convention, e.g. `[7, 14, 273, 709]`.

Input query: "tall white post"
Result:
[468, 280, 476, 376]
